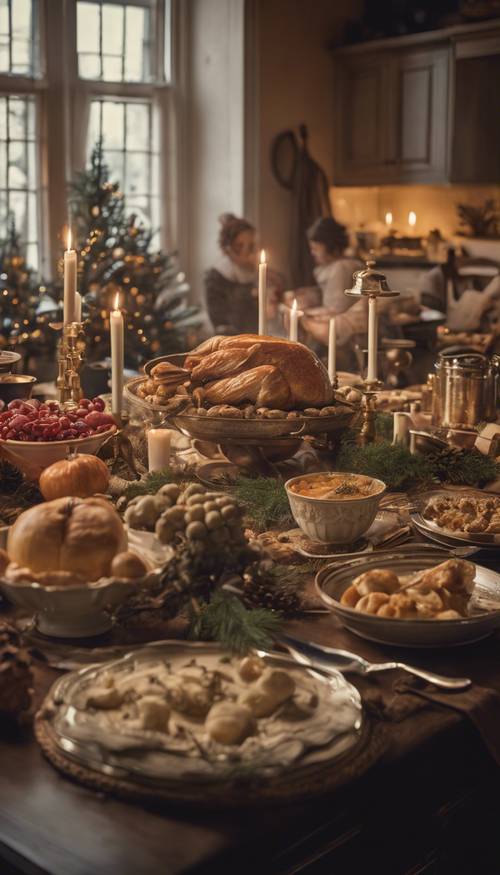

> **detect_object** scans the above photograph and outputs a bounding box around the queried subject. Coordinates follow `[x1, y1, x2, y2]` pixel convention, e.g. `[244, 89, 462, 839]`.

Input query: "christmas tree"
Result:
[69, 141, 202, 368]
[0, 218, 58, 364]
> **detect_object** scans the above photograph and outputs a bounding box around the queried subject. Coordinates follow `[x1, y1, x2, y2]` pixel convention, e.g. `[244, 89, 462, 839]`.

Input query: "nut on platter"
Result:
[125, 335, 360, 439]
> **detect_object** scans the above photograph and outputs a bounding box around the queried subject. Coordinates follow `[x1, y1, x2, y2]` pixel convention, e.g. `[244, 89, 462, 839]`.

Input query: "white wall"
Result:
[181, 0, 246, 305]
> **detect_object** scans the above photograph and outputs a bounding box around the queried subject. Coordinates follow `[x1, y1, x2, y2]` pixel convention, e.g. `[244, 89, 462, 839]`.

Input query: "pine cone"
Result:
[243, 571, 301, 615]
[0, 622, 33, 721]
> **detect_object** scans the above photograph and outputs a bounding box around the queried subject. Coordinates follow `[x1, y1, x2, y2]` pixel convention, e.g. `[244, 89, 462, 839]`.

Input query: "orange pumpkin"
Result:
[39, 454, 110, 500]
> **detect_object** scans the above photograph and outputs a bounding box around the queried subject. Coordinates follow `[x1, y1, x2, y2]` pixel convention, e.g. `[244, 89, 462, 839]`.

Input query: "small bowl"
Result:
[285, 472, 386, 545]
[0, 374, 36, 405]
[0, 427, 117, 480]
[0, 351, 21, 374]
[0, 534, 174, 638]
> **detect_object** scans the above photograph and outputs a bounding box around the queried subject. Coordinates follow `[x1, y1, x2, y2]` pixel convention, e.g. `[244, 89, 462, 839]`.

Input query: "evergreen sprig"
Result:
[124, 469, 175, 500]
[233, 476, 293, 531]
[189, 591, 282, 655]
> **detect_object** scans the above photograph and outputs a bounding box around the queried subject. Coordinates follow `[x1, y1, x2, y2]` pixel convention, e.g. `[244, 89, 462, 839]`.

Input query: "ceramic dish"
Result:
[315, 550, 500, 647]
[411, 513, 491, 553]
[285, 472, 386, 545]
[0, 530, 173, 638]
[0, 351, 21, 373]
[0, 374, 36, 404]
[36, 641, 363, 805]
[0, 426, 117, 479]
[412, 490, 500, 548]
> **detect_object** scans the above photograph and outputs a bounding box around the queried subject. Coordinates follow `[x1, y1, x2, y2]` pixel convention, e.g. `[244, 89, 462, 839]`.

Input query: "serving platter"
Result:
[412, 489, 500, 549]
[35, 641, 371, 806]
[316, 550, 500, 647]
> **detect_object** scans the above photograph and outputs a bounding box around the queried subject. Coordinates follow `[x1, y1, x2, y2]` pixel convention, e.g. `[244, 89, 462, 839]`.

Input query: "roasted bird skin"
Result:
[187, 335, 332, 409]
[203, 365, 291, 408]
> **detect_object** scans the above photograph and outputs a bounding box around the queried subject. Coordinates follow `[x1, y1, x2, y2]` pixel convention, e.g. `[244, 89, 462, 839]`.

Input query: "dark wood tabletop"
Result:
[2, 548, 500, 875]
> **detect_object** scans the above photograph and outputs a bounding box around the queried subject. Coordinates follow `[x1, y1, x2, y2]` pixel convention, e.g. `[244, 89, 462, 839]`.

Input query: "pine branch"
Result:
[124, 469, 176, 500]
[189, 591, 282, 655]
[233, 476, 293, 531]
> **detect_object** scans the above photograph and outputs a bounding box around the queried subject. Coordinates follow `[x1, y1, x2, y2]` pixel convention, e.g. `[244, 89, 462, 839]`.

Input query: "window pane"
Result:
[87, 98, 160, 239]
[0, 96, 39, 269]
[125, 103, 149, 151]
[77, 1, 152, 82]
[101, 102, 124, 150]
[77, 1, 99, 54]
[0, 0, 38, 76]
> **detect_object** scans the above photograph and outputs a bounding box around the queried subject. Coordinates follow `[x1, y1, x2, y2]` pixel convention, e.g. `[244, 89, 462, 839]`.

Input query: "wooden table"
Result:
[2, 549, 500, 875]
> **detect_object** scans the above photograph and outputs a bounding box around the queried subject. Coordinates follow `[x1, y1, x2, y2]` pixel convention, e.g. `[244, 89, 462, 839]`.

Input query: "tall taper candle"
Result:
[258, 249, 267, 335]
[367, 296, 378, 383]
[289, 298, 298, 342]
[110, 293, 124, 418]
[63, 228, 77, 324]
[75, 292, 82, 323]
[328, 316, 337, 383]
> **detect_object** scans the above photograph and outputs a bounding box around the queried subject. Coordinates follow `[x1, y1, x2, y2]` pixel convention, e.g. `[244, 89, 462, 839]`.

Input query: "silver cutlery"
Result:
[280, 636, 472, 691]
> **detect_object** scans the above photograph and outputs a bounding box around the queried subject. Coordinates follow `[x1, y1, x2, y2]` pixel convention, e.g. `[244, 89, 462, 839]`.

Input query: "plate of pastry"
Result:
[316, 552, 500, 647]
[35, 641, 364, 806]
[125, 335, 359, 438]
[413, 492, 500, 548]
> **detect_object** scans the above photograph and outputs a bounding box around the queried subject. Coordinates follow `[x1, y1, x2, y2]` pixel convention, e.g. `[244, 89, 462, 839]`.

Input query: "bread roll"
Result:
[7, 497, 127, 581]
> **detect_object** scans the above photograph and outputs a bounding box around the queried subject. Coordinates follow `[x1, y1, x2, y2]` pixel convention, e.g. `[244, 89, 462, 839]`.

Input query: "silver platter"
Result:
[413, 489, 500, 548]
[37, 641, 363, 805]
[316, 549, 500, 648]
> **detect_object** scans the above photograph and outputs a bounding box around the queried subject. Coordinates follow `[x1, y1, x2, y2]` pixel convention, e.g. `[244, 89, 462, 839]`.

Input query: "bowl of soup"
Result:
[285, 472, 386, 545]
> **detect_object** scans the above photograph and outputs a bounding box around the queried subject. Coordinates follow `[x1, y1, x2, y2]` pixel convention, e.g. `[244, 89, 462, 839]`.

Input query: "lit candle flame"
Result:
[291, 298, 298, 313]
[260, 249, 266, 264]
[66, 227, 72, 251]
[385, 211, 393, 226]
[408, 211, 417, 228]
[114, 293, 120, 311]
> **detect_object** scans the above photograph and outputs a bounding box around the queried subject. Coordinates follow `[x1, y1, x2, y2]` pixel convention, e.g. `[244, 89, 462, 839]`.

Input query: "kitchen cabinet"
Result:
[333, 20, 500, 186]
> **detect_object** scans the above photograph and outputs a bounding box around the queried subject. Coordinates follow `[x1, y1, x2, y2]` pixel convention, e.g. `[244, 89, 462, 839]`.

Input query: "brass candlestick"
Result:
[344, 259, 400, 445]
[51, 321, 86, 406]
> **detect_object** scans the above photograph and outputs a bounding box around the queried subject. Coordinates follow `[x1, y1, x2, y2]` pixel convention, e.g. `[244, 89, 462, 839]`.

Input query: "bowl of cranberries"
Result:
[0, 397, 117, 479]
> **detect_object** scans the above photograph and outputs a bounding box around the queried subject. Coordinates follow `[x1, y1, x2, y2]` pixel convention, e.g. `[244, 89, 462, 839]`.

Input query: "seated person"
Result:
[307, 216, 364, 314]
[204, 213, 283, 335]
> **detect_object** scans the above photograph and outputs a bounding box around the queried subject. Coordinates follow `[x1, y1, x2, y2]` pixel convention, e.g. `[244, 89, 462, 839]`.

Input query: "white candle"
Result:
[110, 293, 124, 418]
[75, 292, 82, 323]
[385, 211, 393, 227]
[289, 299, 298, 342]
[258, 249, 267, 335]
[328, 317, 336, 383]
[367, 295, 378, 383]
[408, 211, 417, 233]
[148, 428, 172, 473]
[63, 227, 77, 324]
[392, 411, 410, 447]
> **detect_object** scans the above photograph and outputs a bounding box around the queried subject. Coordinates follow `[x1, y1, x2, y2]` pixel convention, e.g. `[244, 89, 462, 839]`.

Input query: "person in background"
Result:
[306, 217, 363, 314]
[204, 213, 283, 335]
[300, 217, 365, 366]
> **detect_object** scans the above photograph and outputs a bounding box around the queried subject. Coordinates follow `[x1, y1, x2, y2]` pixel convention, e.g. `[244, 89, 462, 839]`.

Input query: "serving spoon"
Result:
[279, 636, 471, 691]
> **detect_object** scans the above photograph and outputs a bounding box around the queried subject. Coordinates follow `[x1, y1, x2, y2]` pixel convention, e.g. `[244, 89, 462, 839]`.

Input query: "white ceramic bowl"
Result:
[285, 472, 386, 545]
[0, 530, 174, 638]
[0, 427, 116, 480]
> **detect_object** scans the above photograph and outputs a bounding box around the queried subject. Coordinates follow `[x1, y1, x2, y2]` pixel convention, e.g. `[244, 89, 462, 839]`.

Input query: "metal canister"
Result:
[433, 354, 498, 429]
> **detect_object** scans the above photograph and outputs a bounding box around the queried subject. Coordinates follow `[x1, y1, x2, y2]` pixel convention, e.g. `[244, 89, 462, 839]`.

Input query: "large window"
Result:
[0, 0, 171, 276]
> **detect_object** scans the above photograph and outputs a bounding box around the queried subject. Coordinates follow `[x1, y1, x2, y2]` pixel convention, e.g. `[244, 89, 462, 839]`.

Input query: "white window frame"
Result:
[0, 0, 174, 280]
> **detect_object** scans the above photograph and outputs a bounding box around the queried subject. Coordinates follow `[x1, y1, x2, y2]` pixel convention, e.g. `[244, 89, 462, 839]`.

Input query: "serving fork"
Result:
[279, 636, 471, 691]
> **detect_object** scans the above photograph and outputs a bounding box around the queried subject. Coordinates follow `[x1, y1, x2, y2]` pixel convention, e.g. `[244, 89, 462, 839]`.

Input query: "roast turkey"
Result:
[184, 335, 332, 410]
